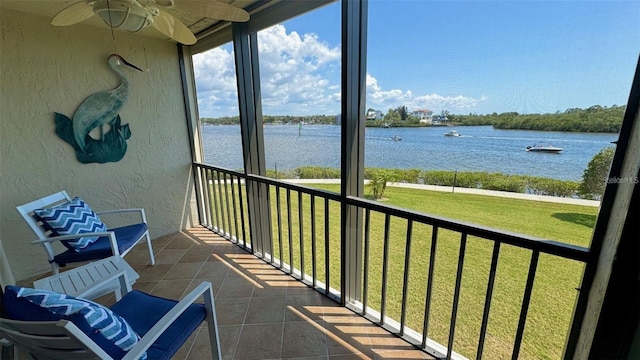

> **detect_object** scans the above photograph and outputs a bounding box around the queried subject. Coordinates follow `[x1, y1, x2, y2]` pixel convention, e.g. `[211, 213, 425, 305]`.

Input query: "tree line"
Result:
[449, 105, 625, 133]
[201, 105, 625, 133]
[201, 114, 337, 125]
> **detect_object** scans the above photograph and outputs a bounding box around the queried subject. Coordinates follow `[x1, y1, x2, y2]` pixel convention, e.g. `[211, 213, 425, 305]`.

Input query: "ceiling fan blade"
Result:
[51, 1, 95, 26]
[174, 0, 249, 22]
[152, 9, 197, 45]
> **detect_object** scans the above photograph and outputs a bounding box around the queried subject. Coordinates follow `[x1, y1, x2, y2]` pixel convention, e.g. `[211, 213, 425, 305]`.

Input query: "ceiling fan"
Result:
[51, 0, 250, 45]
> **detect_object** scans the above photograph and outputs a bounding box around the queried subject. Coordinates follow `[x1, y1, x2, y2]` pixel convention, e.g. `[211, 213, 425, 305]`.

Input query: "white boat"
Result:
[391, 135, 402, 141]
[526, 143, 563, 153]
[444, 130, 460, 137]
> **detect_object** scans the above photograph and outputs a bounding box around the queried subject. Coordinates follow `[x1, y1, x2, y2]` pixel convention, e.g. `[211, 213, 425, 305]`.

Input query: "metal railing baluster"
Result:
[380, 213, 391, 325]
[266, 182, 274, 262]
[422, 226, 438, 348]
[230, 174, 240, 243]
[210, 170, 221, 232]
[362, 208, 371, 315]
[447, 232, 468, 360]
[286, 188, 293, 275]
[276, 186, 283, 269]
[298, 191, 305, 281]
[324, 197, 330, 295]
[477, 242, 501, 360]
[223, 171, 233, 241]
[215, 171, 226, 238]
[512, 250, 540, 360]
[201, 168, 212, 229]
[399, 219, 414, 336]
[311, 195, 317, 288]
[237, 174, 247, 248]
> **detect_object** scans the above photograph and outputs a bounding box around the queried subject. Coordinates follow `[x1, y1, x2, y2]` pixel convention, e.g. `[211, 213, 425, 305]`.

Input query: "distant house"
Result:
[433, 114, 449, 125]
[411, 109, 433, 124]
[366, 110, 384, 121]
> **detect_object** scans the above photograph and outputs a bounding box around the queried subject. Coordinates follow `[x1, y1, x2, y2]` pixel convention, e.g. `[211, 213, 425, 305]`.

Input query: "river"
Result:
[202, 124, 618, 181]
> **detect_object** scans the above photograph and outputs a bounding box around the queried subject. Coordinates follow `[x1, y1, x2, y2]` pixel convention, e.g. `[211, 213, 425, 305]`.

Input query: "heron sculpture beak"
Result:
[110, 54, 144, 72]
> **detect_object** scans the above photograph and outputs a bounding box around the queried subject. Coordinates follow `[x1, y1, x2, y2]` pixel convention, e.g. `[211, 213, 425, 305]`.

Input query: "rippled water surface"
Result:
[202, 125, 617, 181]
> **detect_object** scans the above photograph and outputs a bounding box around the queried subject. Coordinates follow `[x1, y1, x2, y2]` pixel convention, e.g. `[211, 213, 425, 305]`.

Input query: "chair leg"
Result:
[145, 232, 155, 265]
[203, 286, 221, 360]
[50, 262, 60, 275]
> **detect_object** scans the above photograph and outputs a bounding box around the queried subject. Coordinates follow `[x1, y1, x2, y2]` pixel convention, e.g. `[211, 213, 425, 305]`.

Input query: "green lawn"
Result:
[212, 182, 598, 359]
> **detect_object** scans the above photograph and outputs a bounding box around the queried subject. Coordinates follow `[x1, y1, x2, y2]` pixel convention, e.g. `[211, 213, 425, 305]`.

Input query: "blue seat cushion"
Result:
[110, 290, 206, 360]
[2, 285, 146, 360]
[53, 223, 148, 267]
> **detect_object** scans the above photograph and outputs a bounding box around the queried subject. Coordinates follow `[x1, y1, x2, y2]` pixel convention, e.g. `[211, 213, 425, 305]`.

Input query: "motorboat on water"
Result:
[391, 135, 402, 141]
[444, 130, 460, 137]
[526, 142, 563, 153]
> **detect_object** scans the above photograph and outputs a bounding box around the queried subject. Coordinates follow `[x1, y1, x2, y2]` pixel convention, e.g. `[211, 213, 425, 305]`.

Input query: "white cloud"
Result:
[193, 25, 484, 117]
[193, 47, 239, 117]
[194, 24, 341, 117]
[366, 73, 485, 114]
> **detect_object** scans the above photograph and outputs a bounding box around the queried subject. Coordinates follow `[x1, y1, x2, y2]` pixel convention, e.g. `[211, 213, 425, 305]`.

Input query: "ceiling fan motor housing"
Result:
[93, 0, 153, 32]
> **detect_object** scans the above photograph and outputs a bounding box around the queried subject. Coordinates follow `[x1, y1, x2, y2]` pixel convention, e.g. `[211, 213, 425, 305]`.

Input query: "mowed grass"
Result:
[210, 182, 598, 359]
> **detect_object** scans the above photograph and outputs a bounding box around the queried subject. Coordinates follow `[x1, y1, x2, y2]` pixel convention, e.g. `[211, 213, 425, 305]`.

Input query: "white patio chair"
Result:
[16, 191, 155, 274]
[0, 282, 221, 360]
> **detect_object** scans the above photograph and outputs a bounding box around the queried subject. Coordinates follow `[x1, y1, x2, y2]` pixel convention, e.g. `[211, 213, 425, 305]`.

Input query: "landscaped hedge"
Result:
[268, 166, 581, 198]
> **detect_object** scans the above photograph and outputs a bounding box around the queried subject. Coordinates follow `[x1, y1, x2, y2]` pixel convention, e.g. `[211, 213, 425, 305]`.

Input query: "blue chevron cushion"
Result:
[2, 286, 146, 360]
[34, 197, 107, 251]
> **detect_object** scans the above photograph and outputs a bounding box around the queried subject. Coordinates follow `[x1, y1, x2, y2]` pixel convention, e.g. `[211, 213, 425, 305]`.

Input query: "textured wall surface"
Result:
[0, 9, 197, 280]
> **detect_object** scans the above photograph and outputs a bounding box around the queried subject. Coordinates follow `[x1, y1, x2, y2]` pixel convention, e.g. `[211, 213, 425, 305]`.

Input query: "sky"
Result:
[193, 1, 639, 118]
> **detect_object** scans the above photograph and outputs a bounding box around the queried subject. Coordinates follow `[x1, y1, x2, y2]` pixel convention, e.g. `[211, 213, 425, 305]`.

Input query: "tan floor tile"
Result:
[124, 248, 154, 265]
[132, 280, 157, 293]
[371, 349, 433, 359]
[234, 323, 284, 360]
[137, 264, 173, 282]
[251, 284, 287, 298]
[214, 297, 251, 326]
[181, 246, 216, 262]
[325, 324, 374, 356]
[281, 321, 328, 358]
[217, 324, 242, 360]
[150, 279, 190, 300]
[194, 261, 231, 280]
[154, 248, 189, 265]
[217, 277, 255, 298]
[165, 235, 199, 249]
[185, 324, 216, 360]
[93, 293, 116, 307]
[151, 233, 176, 248]
[245, 296, 286, 324]
[164, 262, 204, 280]
[330, 354, 374, 360]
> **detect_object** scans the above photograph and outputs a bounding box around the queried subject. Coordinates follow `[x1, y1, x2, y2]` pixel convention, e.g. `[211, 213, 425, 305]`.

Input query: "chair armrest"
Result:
[31, 231, 115, 244]
[121, 282, 214, 360]
[32, 232, 120, 257]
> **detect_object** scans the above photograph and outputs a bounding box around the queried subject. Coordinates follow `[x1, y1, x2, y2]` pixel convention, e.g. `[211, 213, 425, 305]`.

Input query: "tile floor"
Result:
[25, 227, 433, 360]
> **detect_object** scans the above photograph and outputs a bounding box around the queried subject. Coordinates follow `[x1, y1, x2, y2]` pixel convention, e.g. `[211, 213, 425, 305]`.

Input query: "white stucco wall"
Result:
[0, 9, 198, 281]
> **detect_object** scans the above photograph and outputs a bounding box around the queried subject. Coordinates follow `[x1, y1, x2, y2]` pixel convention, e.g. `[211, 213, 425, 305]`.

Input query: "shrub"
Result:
[578, 147, 615, 200]
[368, 169, 396, 200]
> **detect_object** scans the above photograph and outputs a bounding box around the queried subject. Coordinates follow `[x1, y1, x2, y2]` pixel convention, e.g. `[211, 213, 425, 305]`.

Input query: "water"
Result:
[202, 125, 617, 181]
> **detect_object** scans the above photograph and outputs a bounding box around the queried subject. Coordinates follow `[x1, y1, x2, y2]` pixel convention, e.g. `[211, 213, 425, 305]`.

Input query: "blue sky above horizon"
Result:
[194, 0, 639, 118]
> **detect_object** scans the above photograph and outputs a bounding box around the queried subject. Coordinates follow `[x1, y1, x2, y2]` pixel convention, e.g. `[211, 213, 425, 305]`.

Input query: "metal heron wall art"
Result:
[54, 54, 142, 163]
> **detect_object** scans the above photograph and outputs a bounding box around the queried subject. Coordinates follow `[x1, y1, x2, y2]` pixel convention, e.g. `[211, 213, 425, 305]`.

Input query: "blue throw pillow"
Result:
[2, 285, 146, 360]
[34, 197, 108, 251]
